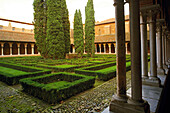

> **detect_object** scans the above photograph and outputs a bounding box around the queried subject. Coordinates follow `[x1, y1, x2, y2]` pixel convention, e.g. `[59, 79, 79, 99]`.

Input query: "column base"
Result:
[142, 77, 161, 87]
[110, 95, 150, 113]
[157, 68, 165, 76]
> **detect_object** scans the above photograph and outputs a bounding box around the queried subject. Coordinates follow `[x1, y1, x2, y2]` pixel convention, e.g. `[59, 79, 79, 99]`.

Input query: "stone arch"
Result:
[27, 43, 31, 54]
[101, 44, 104, 53]
[20, 43, 25, 54]
[127, 42, 130, 53]
[12, 43, 18, 55]
[4, 43, 10, 55]
[106, 43, 109, 53]
[34, 44, 38, 54]
[111, 43, 115, 53]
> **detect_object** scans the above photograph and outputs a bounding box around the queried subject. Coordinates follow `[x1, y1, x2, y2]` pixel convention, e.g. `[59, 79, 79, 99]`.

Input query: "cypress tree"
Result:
[74, 10, 84, 58]
[85, 0, 95, 57]
[33, 0, 47, 57]
[46, 0, 65, 59]
[61, 0, 70, 55]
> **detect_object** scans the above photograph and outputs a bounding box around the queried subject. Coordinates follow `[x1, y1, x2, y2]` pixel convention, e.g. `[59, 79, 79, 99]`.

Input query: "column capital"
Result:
[103, 43, 106, 46]
[31, 43, 34, 48]
[1, 42, 4, 47]
[162, 26, 167, 34]
[24, 43, 28, 47]
[108, 43, 111, 46]
[17, 43, 20, 48]
[113, 43, 116, 46]
[156, 19, 165, 32]
[9, 42, 13, 48]
[98, 44, 101, 47]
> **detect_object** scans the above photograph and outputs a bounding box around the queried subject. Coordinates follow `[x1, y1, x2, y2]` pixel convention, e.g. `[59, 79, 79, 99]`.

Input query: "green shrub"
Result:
[0, 62, 51, 85]
[20, 72, 95, 104]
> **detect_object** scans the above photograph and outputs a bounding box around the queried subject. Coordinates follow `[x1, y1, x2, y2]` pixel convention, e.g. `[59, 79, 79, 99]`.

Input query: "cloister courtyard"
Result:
[0, 54, 136, 112]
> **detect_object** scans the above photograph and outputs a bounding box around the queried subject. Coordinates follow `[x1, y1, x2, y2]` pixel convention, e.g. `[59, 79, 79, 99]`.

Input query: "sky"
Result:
[0, 0, 129, 29]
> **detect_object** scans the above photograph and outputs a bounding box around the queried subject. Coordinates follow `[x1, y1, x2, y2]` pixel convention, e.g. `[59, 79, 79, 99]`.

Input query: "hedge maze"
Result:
[0, 55, 135, 103]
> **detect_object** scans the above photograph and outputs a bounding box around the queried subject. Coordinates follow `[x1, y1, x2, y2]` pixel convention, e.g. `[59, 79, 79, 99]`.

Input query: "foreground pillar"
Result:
[140, 9, 149, 80]
[110, 0, 127, 112]
[148, 5, 161, 86]
[156, 19, 165, 75]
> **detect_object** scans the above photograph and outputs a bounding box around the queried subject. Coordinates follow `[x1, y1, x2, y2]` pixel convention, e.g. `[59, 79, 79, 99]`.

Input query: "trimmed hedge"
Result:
[20, 72, 95, 104]
[75, 61, 131, 81]
[0, 62, 51, 85]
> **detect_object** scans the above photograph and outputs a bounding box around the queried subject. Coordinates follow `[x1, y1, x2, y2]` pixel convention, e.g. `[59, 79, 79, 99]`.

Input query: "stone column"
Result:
[108, 43, 111, 54]
[162, 26, 168, 69]
[113, 43, 116, 54]
[148, 5, 161, 86]
[9, 43, 13, 56]
[128, 0, 143, 105]
[125, 43, 128, 54]
[73, 46, 75, 54]
[99, 44, 101, 54]
[156, 19, 165, 75]
[140, 10, 148, 79]
[95, 44, 97, 53]
[165, 31, 169, 65]
[1, 43, 4, 56]
[110, 0, 127, 111]
[31, 44, 34, 55]
[17, 43, 20, 55]
[103, 44, 106, 53]
[24, 43, 27, 55]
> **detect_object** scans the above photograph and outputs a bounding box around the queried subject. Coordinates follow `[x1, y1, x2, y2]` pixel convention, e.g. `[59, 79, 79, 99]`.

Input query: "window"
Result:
[22, 28, 25, 32]
[0, 26, 3, 29]
[12, 27, 15, 31]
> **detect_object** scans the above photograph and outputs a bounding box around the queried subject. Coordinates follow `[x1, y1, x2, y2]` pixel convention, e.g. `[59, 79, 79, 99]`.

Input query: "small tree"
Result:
[74, 10, 84, 58]
[46, 0, 65, 59]
[33, 0, 47, 57]
[85, 0, 95, 57]
[61, 0, 70, 56]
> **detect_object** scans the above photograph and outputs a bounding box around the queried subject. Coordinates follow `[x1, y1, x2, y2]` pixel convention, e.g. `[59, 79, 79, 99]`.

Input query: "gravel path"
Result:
[0, 71, 131, 113]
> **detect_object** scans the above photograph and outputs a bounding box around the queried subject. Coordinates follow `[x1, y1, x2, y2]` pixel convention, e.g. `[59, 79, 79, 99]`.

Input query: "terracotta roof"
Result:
[95, 34, 116, 43]
[0, 30, 35, 42]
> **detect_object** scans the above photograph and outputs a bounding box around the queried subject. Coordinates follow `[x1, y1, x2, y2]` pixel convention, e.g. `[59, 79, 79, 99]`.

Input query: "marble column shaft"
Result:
[140, 12, 148, 78]
[103, 44, 106, 53]
[113, 0, 126, 101]
[129, 0, 142, 103]
[99, 44, 101, 53]
[108, 43, 111, 54]
[1, 43, 4, 56]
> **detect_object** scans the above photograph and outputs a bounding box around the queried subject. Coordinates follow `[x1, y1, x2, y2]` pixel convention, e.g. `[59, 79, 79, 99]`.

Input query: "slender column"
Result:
[113, 43, 116, 54]
[111, 0, 127, 103]
[128, 0, 143, 104]
[140, 10, 148, 79]
[148, 6, 160, 83]
[162, 26, 168, 68]
[73, 46, 75, 54]
[95, 44, 97, 53]
[9, 43, 12, 56]
[24, 43, 27, 55]
[165, 31, 169, 65]
[125, 43, 128, 54]
[156, 19, 165, 75]
[99, 44, 101, 54]
[31, 44, 34, 55]
[1, 43, 4, 56]
[103, 44, 106, 53]
[108, 43, 111, 54]
[17, 43, 20, 55]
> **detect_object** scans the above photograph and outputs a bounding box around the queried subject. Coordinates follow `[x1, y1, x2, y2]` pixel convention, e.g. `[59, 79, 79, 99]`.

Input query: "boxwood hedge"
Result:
[75, 61, 131, 81]
[20, 72, 95, 104]
[0, 62, 51, 85]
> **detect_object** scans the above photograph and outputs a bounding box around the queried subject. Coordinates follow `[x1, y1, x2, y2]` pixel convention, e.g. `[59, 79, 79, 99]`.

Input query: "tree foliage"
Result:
[61, 0, 70, 55]
[85, 0, 95, 57]
[46, 0, 65, 59]
[74, 10, 84, 58]
[33, 0, 47, 57]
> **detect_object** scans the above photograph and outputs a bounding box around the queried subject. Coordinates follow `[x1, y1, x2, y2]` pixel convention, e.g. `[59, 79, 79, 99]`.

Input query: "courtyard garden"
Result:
[0, 54, 150, 112]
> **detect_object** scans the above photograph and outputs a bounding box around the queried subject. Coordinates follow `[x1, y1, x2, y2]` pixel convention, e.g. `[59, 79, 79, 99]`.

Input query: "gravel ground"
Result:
[0, 71, 131, 113]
